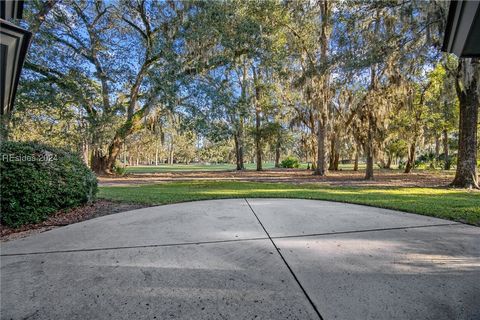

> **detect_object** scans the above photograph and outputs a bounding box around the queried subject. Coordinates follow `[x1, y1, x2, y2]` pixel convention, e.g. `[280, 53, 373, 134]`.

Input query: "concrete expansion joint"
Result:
[0, 221, 459, 258]
[244, 198, 325, 320]
[0, 237, 269, 257]
[270, 223, 460, 240]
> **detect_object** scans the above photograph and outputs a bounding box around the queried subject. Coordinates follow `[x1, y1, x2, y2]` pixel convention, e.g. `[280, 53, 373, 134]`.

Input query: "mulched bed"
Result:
[0, 200, 148, 241]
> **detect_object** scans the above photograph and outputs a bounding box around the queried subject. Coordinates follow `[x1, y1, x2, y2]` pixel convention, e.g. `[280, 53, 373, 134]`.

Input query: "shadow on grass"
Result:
[98, 181, 480, 226]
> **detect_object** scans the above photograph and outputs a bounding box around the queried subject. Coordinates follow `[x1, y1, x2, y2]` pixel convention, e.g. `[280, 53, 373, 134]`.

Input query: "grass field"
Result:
[99, 181, 480, 225]
[125, 162, 368, 173]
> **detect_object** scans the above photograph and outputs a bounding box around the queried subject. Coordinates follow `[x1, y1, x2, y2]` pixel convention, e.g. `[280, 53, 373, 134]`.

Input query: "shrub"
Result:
[0, 141, 98, 227]
[113, 161, 127, 176]
[280, 156, 300, 168]
[416, 152, 458, 170]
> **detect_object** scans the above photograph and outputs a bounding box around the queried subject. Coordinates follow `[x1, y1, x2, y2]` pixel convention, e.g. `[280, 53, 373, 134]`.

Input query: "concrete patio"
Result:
[1, 199, 479, 319]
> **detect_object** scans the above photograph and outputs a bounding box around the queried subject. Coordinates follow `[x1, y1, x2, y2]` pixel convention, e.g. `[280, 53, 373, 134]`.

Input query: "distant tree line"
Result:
[5, 0, 479, 187]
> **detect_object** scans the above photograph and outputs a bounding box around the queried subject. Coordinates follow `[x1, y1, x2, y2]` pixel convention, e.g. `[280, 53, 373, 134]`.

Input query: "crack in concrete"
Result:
[244, 198, 325, 320]
[0, 237, 269, 257]
[270, 223, 460, 240]
[1, 223, 460, 258]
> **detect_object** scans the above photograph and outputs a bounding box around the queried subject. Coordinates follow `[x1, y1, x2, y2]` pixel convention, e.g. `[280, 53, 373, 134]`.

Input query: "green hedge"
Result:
[0, 141, 98, 227]
[280, 156, 300, 168]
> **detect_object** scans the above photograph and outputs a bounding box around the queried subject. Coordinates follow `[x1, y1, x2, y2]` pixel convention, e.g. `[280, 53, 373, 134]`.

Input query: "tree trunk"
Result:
[435, 134, 440, 160]
[385, 154, 392, 169]
[404, 142, 416, 174]
[314, 0, 330, 176]
[168, 143, 174, 165]
[238, 138, 244, 170]
[234, 120, 245, 170]
[311, 138, 317, 171]
[91, 149, 108, 174]
[234, 135, 240, 169]
[314, 119, 327, 175]
[30, 0, 58, 34]
[451, 58, 479, 188]
[103, 57, 151, 173]
[81, 140, 90, 166]
[365, 154, 374, 179]
[333, 152, 339, 171]
[105, 135, 124, 173]
[104, 111, 145, 173]
[255, 109, 262, 171]
[365, 113, 374, 180]
[234, 134, 245, 170]
[328, 137, 335, 170]
[252, 66, 263, 171]
[365, 153, 374, 179]
[275, 140, 281, 168]
[443, 129, 450, 170]
[353, 150, 359, 171]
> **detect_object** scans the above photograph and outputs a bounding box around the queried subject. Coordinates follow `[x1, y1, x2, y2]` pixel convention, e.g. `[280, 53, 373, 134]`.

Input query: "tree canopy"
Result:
[8, 0, 479, 187]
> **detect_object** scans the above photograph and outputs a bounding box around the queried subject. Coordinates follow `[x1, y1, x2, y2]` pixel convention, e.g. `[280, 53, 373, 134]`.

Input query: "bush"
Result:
[415, 152, 458, 170]
[113, 161, 127, 176]
[280, 156, 300, 168]
[0, 141, 98, 227]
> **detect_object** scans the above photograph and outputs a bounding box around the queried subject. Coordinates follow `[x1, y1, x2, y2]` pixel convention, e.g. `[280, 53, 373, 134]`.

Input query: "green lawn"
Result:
[99, 181, 480, 225]
[124, 162, 367, 173]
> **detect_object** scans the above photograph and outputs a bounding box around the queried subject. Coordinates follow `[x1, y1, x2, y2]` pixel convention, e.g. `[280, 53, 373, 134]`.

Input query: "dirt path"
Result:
[99, 169, 455, 188]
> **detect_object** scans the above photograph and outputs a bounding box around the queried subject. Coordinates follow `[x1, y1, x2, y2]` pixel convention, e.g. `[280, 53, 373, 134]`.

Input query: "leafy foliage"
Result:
[0, 141, 97, 227]
[280, 156, 300, 168]
[10, 0, 472, 184]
